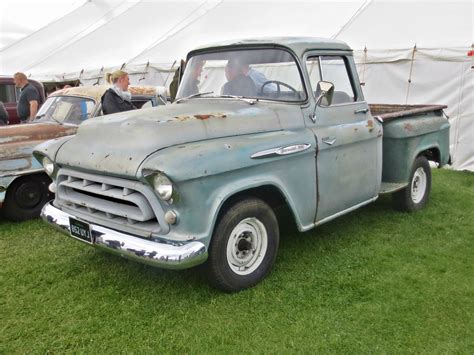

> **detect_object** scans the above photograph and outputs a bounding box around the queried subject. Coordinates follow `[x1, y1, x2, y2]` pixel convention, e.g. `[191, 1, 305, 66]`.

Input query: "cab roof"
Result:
[188, 37, 352, 58]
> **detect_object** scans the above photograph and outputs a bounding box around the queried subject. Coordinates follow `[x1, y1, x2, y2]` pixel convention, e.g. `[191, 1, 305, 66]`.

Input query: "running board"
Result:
[379, 182, 408, 194]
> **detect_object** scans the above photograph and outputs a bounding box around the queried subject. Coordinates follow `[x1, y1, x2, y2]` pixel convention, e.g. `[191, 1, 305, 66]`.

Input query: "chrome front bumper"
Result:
[41, 202, 208, 269]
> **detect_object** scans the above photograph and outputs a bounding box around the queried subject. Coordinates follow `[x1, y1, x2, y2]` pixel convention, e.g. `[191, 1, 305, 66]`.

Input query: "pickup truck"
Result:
[34, 38, 450, 292]
[1, 85, 165, 221]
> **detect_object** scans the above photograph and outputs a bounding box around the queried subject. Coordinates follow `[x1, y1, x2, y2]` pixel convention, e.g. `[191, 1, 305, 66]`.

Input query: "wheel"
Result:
[3, 174, 53, 221]
[206, 198, 279, 292]
[392, 156, 431, 212]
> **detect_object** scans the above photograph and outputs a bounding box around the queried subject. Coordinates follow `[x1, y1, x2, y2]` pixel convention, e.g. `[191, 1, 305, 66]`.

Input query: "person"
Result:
[0, 101, 8, 125]
[221, 58, 257, 97]
[242, 63, 276, 93]
[13, 72, 40, 123]
[101, 70, 136, 115]
[180, 60, 205, 97]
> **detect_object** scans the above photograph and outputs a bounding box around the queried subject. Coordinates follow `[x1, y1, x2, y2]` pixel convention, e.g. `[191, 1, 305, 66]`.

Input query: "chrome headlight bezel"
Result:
[152, 172, 173, 201]
[42, 156, 55, 177]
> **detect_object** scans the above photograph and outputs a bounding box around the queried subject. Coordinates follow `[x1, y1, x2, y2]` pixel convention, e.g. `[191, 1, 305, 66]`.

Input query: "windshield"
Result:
[176, 48, 306, 102]
[35, 96, 96, 124]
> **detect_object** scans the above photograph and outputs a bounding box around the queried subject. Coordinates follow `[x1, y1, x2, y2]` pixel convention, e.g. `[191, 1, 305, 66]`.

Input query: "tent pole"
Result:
[405, 44, 417, 104]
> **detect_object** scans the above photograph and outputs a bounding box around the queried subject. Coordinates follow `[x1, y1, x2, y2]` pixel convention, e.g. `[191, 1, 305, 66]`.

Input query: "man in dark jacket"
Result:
[13, 72, 40, 123]
[101, 70, 136, 115]
[221, 58, 257, 97]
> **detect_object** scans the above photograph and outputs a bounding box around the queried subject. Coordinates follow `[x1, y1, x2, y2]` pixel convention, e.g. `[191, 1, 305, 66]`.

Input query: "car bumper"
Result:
[41, 202, 208, 269]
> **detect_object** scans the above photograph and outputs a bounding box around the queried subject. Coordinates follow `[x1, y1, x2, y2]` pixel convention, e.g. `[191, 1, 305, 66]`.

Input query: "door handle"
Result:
[354, 108, 369, 114]
[322, 136, 337, 145]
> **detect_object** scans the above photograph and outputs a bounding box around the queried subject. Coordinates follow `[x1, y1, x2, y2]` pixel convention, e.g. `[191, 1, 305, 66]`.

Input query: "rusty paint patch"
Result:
[404, 122, 414, 131]
[366, 119, 374, 132]
[174, 112, 227, 122]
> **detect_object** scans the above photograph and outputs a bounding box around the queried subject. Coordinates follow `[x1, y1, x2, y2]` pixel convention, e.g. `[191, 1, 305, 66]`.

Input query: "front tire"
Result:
[206, 198, 279, 292]
[393, 155, 431, 212]
[3, 174, 53, 221]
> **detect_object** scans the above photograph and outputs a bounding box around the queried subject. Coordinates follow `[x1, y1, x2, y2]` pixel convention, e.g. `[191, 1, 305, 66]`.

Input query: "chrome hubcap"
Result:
[226, 217, 268, 275]
[411, 167, 427, 203]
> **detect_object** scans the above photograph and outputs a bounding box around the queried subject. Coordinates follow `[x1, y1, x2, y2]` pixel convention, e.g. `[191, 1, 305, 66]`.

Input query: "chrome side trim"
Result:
[41, 202, 207, 270]
[251, 143, 311, 159]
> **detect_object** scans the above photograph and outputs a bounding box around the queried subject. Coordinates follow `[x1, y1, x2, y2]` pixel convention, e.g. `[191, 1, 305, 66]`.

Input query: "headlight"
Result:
[153, 173, 173, 201]
[42, 156, 55, 176]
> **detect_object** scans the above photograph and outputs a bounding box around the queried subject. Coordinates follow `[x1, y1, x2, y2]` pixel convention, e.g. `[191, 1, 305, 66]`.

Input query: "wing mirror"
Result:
[310, 81, 334, 122]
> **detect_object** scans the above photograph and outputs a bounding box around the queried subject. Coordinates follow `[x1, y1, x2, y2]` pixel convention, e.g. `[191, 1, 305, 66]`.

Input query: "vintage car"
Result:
[35, 38, 450, 291]
[0, 85, 165, 221]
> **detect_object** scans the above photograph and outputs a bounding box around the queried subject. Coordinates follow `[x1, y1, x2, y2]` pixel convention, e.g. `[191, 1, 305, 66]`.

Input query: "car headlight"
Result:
[153, 173, 173, 201]
[42, 156, 55, 176]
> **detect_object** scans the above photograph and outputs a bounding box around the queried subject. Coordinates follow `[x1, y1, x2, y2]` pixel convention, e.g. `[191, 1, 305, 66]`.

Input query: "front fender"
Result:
[32, 135, 74, 166]
[139, 130, 317, 246]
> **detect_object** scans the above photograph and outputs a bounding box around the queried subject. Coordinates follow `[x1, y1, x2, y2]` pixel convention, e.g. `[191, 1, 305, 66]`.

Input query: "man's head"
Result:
[105, 70, 130, 91]
[225, 58, 245, 81]
[191, 60, 205, 80]
[13, 72, 28, 88]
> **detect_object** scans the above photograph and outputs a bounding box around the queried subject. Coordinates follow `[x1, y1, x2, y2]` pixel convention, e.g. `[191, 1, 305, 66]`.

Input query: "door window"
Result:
[320, 56, 356, 105]
[0, 84, 17, 103]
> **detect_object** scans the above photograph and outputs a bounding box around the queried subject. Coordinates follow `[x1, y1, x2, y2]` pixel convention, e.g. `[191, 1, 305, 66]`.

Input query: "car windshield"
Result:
[176, 48, 306, 102]
[35, 96, 96, 124]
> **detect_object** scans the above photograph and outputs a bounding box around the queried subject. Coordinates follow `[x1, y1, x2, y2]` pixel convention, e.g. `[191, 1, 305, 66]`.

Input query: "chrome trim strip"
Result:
[251, 143, 311, 159]
[41, 202, 208, 270]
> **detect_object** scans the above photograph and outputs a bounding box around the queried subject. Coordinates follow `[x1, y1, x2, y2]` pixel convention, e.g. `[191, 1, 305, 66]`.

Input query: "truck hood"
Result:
[0, 123, 76, 170]
[56, 99, 284, 177]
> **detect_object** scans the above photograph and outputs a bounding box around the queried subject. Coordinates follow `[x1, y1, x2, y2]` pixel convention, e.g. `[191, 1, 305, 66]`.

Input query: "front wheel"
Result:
[206, 198, 279, 292]
[3, 174, 53, 221]
[392, 155, 432, 212]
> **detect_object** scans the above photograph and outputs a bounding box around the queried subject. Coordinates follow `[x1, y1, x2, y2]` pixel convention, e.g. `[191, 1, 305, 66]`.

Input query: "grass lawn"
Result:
[1, 169, 473, 353]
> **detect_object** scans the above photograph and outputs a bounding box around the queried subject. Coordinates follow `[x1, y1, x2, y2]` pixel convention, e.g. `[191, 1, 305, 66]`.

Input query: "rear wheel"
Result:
[206, 198, 279, 292]
[393, 156, 431, 212]
[3, 174, 53, 221]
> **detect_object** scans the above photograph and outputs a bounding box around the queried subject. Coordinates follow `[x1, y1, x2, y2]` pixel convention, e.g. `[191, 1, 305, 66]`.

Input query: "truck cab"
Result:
[34, 38, 450, 291]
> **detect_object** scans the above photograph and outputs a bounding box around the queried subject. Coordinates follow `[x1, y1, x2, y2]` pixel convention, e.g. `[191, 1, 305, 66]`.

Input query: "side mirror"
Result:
[315, 81, 334, 107]
[310, 81, 334, 122]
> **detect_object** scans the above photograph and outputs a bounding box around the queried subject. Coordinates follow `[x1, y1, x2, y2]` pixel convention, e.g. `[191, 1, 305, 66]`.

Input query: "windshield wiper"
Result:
[175, 91, 214, 104]
[214, 95, 258, 105]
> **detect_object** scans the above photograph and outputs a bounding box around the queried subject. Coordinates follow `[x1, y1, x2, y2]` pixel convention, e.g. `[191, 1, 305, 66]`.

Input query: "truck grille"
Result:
[55, 168, 166, 236]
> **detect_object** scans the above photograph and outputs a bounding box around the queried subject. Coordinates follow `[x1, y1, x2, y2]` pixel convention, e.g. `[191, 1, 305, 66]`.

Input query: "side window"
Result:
[305, 57, 322, 96]
[320, 56, 356, 105]
[0, 84, 17, 103]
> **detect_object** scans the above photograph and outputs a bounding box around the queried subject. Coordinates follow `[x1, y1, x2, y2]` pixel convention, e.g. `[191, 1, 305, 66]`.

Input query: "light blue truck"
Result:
[34, 38, 450, 291]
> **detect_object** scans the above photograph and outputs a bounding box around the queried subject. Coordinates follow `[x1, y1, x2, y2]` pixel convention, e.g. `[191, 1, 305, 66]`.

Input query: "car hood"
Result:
[0, 123, 77, 162]
[56, 99, 284, 177]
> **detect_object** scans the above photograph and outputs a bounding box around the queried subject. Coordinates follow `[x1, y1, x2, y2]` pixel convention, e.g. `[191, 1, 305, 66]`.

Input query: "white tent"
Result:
[0, 0, 472, 170]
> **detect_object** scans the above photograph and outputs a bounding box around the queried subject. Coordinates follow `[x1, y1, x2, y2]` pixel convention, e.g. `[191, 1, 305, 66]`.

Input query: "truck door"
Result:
[304, 55, 382, 222]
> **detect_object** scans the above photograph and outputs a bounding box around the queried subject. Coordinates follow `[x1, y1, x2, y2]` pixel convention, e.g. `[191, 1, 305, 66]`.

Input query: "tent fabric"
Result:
[0, 0, 472, 171]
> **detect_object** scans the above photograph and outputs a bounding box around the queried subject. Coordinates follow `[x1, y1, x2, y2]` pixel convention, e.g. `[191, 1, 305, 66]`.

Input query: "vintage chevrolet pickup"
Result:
[34, 38, 450, 291]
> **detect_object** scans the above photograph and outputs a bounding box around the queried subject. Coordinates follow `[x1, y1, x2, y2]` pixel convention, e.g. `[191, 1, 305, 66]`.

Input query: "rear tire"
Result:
[392, 155, 431, 212]
[3, 174, 53, 221]
[206, 197, 279, 292]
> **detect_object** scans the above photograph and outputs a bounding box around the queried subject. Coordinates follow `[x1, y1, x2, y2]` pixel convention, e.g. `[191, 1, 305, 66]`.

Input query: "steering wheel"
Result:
[260, 80, 298, 95]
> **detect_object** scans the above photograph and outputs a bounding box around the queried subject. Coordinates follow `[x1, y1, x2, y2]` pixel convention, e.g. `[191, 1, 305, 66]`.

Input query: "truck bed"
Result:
[369, 104, 447, 122]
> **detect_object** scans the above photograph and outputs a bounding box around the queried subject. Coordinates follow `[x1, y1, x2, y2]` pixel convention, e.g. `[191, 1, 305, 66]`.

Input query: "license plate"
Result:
[69, 217, 92, 244]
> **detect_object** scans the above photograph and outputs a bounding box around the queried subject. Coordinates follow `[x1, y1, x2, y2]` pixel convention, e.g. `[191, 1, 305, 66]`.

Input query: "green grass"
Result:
[1, 169, 473, 353]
